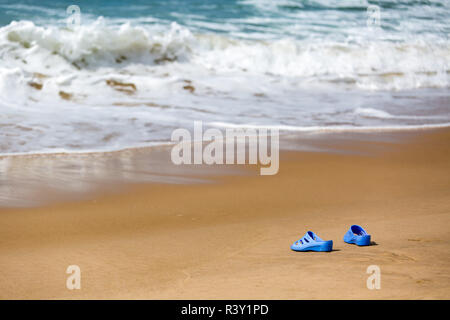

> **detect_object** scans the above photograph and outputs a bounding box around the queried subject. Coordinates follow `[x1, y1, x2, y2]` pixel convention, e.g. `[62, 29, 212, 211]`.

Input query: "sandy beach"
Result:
[0, 128, 449, 299]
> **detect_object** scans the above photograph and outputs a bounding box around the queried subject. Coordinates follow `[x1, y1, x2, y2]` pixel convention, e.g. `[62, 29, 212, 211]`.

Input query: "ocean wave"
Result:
[1, 19, 193, 68]
[208, 121, 450, 133]
[0, 18, 449, 155]
[353, 107, 445, 120]
[0, 19, 448, 92]
[239, 0, 370, 11]
[240, 0, 449, 11]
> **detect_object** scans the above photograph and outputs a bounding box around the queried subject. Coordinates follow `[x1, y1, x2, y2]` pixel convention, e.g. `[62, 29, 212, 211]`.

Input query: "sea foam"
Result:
[0, 19, 449, 155]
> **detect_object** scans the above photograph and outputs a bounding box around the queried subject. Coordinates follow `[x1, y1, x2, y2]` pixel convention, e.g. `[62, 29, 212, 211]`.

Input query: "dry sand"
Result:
[0, 129, 449, 299]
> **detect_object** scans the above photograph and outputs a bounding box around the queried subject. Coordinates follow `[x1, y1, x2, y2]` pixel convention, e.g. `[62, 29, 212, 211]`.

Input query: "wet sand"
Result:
[0, 129, 449, 299]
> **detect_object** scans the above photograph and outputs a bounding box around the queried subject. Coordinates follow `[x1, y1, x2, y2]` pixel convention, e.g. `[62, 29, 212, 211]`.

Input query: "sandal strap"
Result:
[296, 231, 315, 245]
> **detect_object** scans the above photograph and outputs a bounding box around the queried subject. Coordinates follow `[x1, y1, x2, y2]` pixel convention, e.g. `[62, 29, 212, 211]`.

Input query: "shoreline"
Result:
[2, 122, 450, 159]
[0, 127, 445, 208]
[0, 128, 449, 299]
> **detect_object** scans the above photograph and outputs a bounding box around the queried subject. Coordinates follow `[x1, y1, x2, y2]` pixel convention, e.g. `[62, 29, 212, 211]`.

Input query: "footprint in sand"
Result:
[382, 251, 416, 262]
[416, 279, 432, 285]
[407, 238, 441, 243]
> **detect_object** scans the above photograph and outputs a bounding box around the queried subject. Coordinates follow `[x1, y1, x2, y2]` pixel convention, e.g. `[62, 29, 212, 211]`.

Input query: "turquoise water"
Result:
[1, 0, 448, 40]
[0, 1, 449, 154]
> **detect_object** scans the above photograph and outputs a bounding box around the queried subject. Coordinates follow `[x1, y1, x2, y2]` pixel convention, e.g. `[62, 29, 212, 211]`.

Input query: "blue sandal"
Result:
[291, 231, 333, 252]
[343, 225, 371, 246]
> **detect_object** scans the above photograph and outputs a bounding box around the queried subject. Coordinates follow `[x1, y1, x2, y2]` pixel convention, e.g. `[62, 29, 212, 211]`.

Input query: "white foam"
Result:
[209, 121, 450, 133]
[1, 20, 448, 91]
[0, 19, 449, 155]
[353, 108, 445, 120]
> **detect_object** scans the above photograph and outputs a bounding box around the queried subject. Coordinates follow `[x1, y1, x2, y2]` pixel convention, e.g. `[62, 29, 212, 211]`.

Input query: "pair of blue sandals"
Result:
[291, 225, 371, 252]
